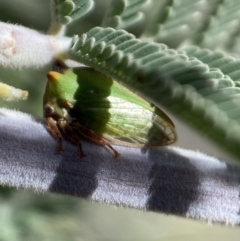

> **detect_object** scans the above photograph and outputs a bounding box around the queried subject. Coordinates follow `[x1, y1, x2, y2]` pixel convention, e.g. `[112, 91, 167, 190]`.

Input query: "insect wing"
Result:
[103, 95, 177, 147]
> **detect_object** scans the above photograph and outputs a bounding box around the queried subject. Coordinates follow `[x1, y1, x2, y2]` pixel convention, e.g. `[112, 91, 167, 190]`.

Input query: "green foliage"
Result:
[102, 0, 150, 29]
[2, 0, 240, 159]
[51, 0, 94, 25]
[55, 0, 240, 161]
[1, 0, 240, 240]
[68, 26, 240, 159]
[0, 189, 81, 241]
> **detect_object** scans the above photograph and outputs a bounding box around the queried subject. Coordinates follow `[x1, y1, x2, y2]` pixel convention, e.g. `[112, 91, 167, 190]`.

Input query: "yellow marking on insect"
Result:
[47, 71, 62, 82]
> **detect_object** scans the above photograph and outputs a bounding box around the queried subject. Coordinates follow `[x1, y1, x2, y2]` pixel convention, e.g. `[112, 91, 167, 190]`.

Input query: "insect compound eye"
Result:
[44, 104, 54, 116]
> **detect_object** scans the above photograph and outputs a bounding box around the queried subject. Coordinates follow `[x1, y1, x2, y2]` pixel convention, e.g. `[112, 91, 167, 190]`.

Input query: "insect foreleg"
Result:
[46, 117, 64, 152]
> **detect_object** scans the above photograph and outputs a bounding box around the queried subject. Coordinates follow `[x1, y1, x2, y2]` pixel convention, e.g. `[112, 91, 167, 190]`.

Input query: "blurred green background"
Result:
[0, 0, 240, 240]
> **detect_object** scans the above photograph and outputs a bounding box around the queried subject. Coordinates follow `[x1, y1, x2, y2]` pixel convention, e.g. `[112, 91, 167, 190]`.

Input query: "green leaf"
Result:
[141, 0, 240, 51]
[68, 27, 240, 160]
[102, 0, 151, 29]
[199, 0, 240, 51]
[51, 0, 94, 25]
[180, 46, 240, 83]
[141, 0, 209, 47]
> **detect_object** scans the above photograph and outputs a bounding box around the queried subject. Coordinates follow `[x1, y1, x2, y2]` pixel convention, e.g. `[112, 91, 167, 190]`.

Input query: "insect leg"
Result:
[72, 122, 120, 158]
[58, 119, 86, 158]
[46, 117, 64, 152]
[93, 137, 120, 158]
[105, 142, 121, 158]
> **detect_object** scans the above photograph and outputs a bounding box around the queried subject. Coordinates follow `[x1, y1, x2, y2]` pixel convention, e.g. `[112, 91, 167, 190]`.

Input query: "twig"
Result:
[0, 108, 239, 225]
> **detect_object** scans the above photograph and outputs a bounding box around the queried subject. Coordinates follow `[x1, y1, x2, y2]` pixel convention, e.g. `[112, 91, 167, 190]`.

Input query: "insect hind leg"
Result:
[105, 141, 120, 158]
[72, 122, 120, 158]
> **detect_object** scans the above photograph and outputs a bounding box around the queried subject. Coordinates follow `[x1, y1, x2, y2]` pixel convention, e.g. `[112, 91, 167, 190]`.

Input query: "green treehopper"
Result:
[43, 62, 177, 158]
